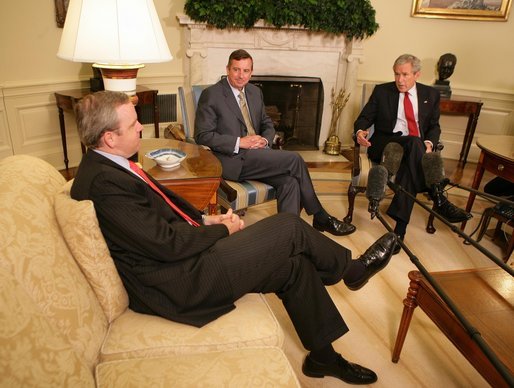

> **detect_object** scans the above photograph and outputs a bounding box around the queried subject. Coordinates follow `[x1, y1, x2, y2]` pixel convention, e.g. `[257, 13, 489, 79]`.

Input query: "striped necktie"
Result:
[129, 161, 200, 227]
[238, 91, 256, 136]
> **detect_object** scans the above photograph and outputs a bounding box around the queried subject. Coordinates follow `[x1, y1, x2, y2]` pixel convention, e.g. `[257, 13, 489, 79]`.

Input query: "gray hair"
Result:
[393, 54, 421, 73]
[74, 91, 130, 148]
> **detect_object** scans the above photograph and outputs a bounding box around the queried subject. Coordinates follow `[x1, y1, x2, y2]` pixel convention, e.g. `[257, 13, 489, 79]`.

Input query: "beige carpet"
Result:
[240, 158, 511, 388]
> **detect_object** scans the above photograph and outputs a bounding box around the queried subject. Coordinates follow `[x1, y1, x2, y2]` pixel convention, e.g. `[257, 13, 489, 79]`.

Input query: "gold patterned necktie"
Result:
[238, 91, 256, 136]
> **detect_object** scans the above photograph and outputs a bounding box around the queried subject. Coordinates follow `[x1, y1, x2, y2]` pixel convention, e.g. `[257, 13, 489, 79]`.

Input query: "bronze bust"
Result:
[437, 53, 457, 81]
[434, 53, 456, 98]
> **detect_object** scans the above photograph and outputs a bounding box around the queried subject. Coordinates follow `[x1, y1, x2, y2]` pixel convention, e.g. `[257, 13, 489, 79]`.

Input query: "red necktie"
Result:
[129, 161, 200, 227]
[403, 92, 419, 137]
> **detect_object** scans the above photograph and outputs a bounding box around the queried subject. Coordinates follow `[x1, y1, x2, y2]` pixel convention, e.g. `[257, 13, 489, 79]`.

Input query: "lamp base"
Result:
[93, 63, 145, 95]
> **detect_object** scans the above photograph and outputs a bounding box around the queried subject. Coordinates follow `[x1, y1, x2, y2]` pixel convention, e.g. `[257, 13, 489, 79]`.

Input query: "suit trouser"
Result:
[211, 212, 351, 351]
[237, 149, 323, 215]
[370, 136, 427, 225]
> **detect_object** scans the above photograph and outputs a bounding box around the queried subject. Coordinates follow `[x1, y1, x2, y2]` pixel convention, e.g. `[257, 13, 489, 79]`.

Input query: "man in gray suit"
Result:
[195, 49, 355, 237]
[71, 90, 397, 385]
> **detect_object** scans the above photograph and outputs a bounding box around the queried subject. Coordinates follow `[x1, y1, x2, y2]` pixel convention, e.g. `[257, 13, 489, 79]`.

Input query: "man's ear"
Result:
[102, 131, 115, 149]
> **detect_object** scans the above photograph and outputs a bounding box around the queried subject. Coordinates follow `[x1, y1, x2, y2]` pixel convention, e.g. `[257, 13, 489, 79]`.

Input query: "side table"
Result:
[138, 138, 221, 214]
[392, 268, 513, 387]
[54, 87, 159, 170]
[439, 96, 483, 165]
[462, 135, 514, 261]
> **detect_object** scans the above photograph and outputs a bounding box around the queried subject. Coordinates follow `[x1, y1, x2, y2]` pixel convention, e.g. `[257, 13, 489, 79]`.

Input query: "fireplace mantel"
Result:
[177, 14, 365, 147]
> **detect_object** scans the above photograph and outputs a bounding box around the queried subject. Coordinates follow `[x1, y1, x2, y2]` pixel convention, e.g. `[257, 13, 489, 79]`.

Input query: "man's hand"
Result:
[240, 135, 268, 149]
[203, 209, 244, 234]
[356, 130, 371, 147]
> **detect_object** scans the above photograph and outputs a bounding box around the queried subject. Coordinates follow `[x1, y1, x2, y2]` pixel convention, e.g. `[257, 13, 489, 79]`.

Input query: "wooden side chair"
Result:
[178, 85, 277, 214]
[344, 83, 441, 233]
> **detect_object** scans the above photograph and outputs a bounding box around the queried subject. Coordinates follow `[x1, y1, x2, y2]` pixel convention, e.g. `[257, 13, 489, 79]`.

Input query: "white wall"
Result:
[0, 0, 512, 167]
[346, 0, 514, 160]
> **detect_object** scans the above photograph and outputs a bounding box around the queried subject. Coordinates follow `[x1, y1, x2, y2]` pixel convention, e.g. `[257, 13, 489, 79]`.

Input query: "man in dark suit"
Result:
[194, 49, 355, 237]
[354, 54, 471, 253]
[71, 90, 397, 385]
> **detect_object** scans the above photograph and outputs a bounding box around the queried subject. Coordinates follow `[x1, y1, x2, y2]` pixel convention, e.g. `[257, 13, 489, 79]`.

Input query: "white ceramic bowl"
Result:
[145, 148, 186, 170]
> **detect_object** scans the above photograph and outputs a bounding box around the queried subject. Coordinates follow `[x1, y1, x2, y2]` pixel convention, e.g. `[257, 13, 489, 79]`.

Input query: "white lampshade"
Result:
[57, 0, 172, 94]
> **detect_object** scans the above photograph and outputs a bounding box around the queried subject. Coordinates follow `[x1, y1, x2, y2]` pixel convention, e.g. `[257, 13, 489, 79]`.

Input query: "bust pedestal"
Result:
[433, 79, 452, 98]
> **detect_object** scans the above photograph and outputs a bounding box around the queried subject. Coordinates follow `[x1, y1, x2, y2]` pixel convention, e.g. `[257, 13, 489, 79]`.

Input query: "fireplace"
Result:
[178, 14, 364, 148]
[250, 75, 323, 150]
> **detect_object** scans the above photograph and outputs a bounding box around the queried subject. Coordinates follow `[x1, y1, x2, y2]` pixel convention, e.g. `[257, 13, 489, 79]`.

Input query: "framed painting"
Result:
[411, 0, 512, 21]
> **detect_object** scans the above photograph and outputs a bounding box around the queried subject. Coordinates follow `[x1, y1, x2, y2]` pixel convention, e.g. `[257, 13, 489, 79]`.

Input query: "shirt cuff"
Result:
[234, 137, 240, 154]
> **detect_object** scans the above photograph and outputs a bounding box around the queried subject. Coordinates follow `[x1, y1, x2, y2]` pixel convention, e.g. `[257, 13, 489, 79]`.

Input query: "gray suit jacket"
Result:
[194, 78, 276, 180]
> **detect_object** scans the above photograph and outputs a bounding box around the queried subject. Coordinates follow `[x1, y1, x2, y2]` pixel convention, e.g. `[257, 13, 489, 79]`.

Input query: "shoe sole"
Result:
[302, 366, 377, 385]
[313, 224, 356, 236]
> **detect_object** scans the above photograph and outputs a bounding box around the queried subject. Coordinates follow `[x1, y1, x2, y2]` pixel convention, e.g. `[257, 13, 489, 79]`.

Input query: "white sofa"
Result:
[0, 155, 299, 387]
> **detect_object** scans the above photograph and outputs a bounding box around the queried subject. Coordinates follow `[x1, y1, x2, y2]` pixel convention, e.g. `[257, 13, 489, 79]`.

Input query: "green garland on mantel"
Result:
[184, 0, 379, 39]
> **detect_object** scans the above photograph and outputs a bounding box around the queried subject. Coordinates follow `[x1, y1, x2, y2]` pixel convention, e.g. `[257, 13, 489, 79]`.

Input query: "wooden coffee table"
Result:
[392, 268, 513, 387]
[138, 139, 221, 214]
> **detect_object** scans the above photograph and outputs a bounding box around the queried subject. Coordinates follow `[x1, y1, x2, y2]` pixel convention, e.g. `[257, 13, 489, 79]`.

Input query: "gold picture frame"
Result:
[412, 0, 512, 21]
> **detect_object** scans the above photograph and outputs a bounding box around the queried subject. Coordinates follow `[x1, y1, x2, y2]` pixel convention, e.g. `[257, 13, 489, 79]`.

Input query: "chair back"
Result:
[178, 85, 211, 140]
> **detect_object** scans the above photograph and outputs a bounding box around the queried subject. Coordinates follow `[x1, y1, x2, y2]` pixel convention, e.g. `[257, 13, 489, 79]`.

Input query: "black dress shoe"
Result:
[392, 235, 403, 255]
[434, 199, 472, 223]
[302, 354, 378, 385]
[344, 232, 397, 291]
[313, 216, 356, 236]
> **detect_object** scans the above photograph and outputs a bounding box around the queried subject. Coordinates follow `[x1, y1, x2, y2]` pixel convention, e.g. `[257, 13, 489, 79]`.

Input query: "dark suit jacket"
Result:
[354, 82, 441, 162]
[70, 150, 235, 327]
[194, 78, 276, 180]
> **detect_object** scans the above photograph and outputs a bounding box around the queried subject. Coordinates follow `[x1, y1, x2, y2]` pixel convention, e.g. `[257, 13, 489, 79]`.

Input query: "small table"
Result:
[439, 96, 483, 165]
[138, 139, 221, 214]
[462, 135, 514, 261]
[54, 87, 159, 170]
[392, 268, 513, 387]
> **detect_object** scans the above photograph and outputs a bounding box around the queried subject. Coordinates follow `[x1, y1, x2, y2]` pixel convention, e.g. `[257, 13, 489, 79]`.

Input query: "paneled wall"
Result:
[0, 77, 183, 170]
[0, 0, 513, 168]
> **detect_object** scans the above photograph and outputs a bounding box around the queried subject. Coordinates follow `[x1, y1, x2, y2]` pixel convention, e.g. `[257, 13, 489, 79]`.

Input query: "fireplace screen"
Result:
[249, 76, 324, 150]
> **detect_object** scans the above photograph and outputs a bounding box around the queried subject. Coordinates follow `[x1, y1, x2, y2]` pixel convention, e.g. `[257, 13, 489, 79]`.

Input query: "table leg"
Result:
[208, 191, 218, 215]
[458, 113, 474, 165]
[392, 274, 420, 363]
[57, 107, 69, 170]
[461, 151, 485, 230]
[459, 108, 482, 165]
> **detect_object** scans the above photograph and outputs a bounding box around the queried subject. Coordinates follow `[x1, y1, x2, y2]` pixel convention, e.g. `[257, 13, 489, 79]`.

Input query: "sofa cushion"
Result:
[101, 293, 284, 361]
[0, 268, 95, 387]
[96, 347, 299, 387]
[0, 155, 108, 372]
[55, 181, 129, 323]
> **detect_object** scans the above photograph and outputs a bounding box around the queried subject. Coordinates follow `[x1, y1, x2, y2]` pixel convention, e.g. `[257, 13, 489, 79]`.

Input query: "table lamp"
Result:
[57, 0, 172, 95]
